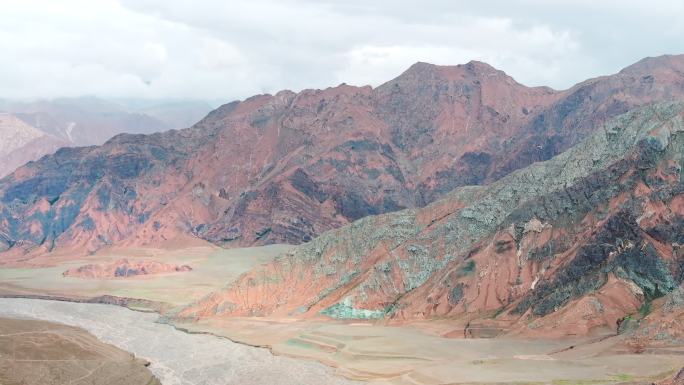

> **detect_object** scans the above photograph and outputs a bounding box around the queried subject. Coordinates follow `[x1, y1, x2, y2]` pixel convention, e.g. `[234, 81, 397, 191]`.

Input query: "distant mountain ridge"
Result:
[0, 97, 213, 145]
[0, 55, 683, 260]
[0, 97, 213, 178]
[0, 113, 68, 178]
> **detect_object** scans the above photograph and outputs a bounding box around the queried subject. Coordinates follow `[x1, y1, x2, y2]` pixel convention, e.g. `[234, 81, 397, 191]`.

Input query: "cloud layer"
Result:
[2, 0, 683, 101]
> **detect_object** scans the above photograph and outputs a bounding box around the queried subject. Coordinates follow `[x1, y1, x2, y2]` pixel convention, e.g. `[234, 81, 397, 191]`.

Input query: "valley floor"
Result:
[0, 243, 291, 310]
[175, 316, 682, 385]
[0, 244, 682, 385]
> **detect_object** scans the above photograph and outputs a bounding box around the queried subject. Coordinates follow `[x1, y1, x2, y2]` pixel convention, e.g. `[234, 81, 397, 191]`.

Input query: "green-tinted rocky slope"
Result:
[179, 102, 684, 339]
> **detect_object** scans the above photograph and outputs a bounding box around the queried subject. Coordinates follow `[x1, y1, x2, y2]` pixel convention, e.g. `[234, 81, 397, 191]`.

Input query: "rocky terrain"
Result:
[2, 55, 684, 259]
[0, 317, 160, 385]
[658, 368, 684, 385]
[177, 101, 684, 344]
[0, 97, 212, 178]
[63, 258, 192, 279]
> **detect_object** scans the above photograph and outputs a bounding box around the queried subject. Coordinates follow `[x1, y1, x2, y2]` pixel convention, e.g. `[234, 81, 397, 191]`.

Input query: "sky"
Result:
[1, 0, 683, 103]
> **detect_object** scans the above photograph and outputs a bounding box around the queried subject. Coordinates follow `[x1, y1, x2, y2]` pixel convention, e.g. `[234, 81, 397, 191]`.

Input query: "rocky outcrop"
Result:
[656, 367, 684, 385]
[620, 282, 684, 352]
[63, 258, 192, 279]
[2, 55, 684, 258]
[177, 102, 684, 339]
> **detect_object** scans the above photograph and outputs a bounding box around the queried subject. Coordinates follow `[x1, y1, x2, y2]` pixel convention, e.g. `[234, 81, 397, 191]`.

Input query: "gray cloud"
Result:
[2, 0, 683, 102]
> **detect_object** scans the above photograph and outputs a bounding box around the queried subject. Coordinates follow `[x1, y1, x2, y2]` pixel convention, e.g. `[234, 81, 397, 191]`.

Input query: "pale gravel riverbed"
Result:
[0, 298, 360, 385]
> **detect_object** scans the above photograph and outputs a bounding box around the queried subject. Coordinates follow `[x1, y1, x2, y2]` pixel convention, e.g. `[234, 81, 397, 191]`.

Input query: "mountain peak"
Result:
[380, 59, 514, 93]
[461, 59, 498, 72]
[403, 59, 501, 77]
[398, 61, 441, 78]
[619, 53, 684, 75]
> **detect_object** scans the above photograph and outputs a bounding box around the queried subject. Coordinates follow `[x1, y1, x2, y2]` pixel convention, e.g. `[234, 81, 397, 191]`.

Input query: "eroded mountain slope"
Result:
[177, 102, 684, 339]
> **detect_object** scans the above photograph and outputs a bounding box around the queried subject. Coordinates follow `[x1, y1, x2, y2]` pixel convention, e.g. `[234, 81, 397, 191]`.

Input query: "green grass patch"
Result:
[552, 380, 606, 385]
[285, 338, 315, 350]
[552, 374, 638, 385]
[613, 373, 634, 381]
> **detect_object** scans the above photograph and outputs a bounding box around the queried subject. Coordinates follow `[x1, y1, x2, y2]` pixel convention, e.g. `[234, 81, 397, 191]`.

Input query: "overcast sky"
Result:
[2, 0, 683, 103]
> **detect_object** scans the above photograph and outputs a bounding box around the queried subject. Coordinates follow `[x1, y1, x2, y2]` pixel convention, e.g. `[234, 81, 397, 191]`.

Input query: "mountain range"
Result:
[1, 55, 683, 259]
[1, 55, 683, 342]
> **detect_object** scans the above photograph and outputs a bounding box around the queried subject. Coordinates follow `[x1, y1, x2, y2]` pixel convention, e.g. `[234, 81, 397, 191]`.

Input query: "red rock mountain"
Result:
[63, 258, 192, 279]
[178, 101, 684, 341]
[1, 55, 684, 259]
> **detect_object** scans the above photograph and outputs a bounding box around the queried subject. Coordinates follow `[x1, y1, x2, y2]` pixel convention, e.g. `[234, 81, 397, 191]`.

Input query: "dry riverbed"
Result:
[0, 298, 361, 385]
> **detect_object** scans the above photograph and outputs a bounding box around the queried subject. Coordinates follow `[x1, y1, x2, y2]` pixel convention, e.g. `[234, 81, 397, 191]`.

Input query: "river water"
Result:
[0, 298, 359, 385]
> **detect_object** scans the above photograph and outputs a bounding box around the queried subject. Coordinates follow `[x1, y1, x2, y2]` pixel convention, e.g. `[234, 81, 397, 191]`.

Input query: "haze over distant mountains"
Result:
[0, 97, 212, 177]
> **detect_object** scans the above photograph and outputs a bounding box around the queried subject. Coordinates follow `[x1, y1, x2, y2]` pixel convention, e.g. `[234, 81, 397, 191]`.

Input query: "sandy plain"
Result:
[0, 244, 290, 309]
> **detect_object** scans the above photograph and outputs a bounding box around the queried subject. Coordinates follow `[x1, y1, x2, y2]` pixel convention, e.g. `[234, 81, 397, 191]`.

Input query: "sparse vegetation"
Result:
[457, 260, 476, 277]
[613, 373, 634, 381]
[492, 307, 506, 319]
[639, 299, 652, 317]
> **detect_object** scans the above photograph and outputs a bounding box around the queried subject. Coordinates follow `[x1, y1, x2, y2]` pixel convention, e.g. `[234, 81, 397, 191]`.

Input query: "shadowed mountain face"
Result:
[179, 102, 684, 339]
[1, 55, 684, 258]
